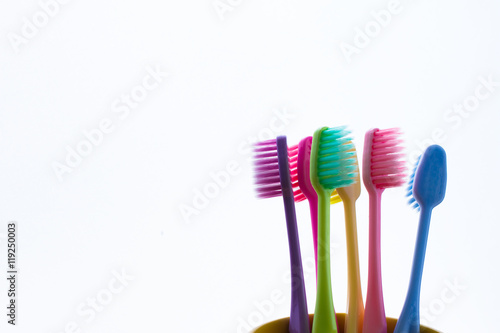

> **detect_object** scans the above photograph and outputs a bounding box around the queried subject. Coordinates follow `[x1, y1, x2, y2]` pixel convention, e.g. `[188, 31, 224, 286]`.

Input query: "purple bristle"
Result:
[252, 139, 304, 201]
[253, 139, 282, 199]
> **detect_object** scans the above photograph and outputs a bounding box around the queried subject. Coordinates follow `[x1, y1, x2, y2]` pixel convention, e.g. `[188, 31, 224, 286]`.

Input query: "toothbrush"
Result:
[394, 145, 447, 333]
[253, 136, 310, 333]
[336, 142, 364, 333]
[362, 128, 407, 333]
[289, 137, 341, 277]
[310, 126, 358, 333]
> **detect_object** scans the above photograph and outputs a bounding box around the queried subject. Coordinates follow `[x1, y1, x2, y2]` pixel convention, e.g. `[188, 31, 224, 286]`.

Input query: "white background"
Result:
[1, 0, 499, 332]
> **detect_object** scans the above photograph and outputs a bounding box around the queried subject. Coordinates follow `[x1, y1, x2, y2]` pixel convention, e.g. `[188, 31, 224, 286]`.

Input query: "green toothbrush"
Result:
[310, 126, 358, 333]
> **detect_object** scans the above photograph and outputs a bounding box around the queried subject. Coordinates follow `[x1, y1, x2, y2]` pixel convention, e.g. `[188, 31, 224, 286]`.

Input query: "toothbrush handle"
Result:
[312, 193, 338, 333]
[394, 207, 432, 333]
[344, 199, 364, 333]
[277, 137, 310, 333]
[308, 196, 319, 278]
[283, 191, 310, 333]
[363, 190, 387, 333]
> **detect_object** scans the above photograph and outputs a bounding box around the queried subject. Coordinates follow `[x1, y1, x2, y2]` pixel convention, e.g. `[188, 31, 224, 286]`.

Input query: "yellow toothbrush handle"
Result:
[344, 198, 364, 333]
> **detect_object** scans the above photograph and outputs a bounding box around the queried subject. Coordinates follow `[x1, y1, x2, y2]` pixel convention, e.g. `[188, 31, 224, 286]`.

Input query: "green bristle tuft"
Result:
[317, 127, 358, 190]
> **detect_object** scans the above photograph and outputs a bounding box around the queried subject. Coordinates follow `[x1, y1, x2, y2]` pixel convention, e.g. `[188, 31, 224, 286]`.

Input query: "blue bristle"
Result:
[407, 155, 422, 211]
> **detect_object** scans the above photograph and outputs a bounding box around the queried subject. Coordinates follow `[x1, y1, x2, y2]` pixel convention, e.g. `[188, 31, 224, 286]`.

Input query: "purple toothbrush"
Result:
[253, 136, 310, 333]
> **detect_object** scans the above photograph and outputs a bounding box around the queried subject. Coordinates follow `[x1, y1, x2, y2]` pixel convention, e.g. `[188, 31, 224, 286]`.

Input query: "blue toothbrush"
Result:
[394, 145, 447, 333]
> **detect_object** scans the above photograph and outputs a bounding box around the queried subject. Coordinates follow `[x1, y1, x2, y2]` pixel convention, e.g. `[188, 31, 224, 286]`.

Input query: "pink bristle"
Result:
[371, 152, 405, 163]
[370, 128, 407, 189]
[288, 143, 306, 202]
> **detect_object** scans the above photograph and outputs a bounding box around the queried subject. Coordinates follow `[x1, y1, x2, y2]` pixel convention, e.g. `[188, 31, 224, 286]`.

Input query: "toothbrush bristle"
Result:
[330, 191, 342, 204]
[295, 136, 342, 204]
[252, 139, 303, 200]
[406, 155, 421, 211]
[317, 126, 358, 190]
[370, 128, 407, 189]
[288, 144, 307, 202]
[253, 139, 282, 199]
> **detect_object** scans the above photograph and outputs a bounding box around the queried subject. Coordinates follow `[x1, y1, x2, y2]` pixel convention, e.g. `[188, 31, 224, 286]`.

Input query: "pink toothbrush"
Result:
[289, 137, 341, 277]
[362, 128, 407, 333]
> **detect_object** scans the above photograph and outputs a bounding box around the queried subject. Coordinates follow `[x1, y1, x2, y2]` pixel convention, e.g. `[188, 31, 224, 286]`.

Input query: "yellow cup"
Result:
[251, 314, 440, 333]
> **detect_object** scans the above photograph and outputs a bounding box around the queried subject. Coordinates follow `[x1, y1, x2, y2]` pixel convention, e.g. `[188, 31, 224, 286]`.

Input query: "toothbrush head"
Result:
[252, 138, 302, 200]
[363, 128, 407, 193]
[407, 145, 447, 210]
[291, 136, 341, 204]
[336, 141, 361, 202]
[310, 126, 358, 194]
